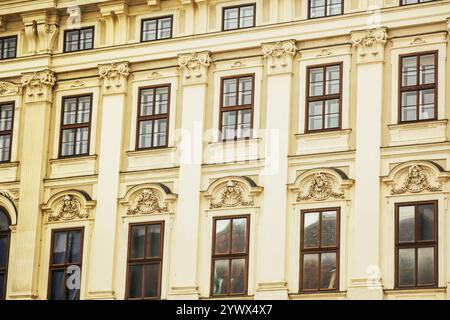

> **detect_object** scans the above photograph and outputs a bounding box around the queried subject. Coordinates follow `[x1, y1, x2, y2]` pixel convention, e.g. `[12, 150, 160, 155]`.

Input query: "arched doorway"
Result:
[0, 208, 11, 300]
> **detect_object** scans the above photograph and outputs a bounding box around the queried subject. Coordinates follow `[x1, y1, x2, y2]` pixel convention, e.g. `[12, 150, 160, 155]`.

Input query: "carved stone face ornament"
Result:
[391, 165, 441, 194]
[210, 180, 254, 209]
[298, 172, 344, 201]
[48, 194, 88, 221]
[127, 188, 168, 215]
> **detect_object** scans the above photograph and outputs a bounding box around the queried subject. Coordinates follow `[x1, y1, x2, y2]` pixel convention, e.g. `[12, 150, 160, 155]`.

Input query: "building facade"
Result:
[0, 0, 449, 300]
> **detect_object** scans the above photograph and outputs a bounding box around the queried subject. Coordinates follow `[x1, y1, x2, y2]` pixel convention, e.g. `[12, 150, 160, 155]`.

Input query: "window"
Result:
[211, 216, 249, 297]
[136, 85, 170, 149]
[222, 4, 256, 31]
[0, 36, 17, 60]
[48, 228, 84, 300]
[399, 51, 437, 123]
[0, 209, 11, 300]
[64, 27, 94, 52]
[395, 202, 437, 288]
[220, 75, 254, 140]
[0, 102, 14, 162]
[59, 95, 92, 157]
[401, 0, 435, 5]
[141, 16, 173, 42]
[306, 63, 341, 132]
[126, 222, 164, 300]
[300, 208, 339, 292]
[309, 0, 343, 19]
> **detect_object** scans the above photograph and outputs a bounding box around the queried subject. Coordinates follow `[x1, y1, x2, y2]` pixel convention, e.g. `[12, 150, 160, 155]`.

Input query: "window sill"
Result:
[49, 154, 98, 164]
[126, 146, 176, 157]
[384, 287, 446, 300]
[388, 119, 447, 147]
[0, 161, 19, 168]
[289, 291, 347, 300]
[207, 137, 262, 146]
[200, 295, 254, 300]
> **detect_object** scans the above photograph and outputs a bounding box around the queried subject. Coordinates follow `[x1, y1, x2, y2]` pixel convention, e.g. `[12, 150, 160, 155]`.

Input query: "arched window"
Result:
[0, 208, 11, 300]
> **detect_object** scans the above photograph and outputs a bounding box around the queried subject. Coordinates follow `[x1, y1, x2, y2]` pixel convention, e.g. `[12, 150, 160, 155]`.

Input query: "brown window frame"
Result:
[219, 74, 255, 141]
[0, 36, 17, 60]
[63, 27, 94, 53]
[308, 0, 344, 19]
[0, 209, 11, 300]
[125, 221, 165, 300]
[47, 227, 84, 300]
[140, 16, 173, 42]
[222, 4, 256, 31]
[300, 207, 340, 293]
[136, 84, 171, 150]
[395, 201, 438, 289]
[0, 101, 14, 163]
[210, 215, 250, 297]
[305, 62, 343, 133]
[400, 0, 438, 5]
[59, 94, 93, 158]
[398, 51, 438, 124]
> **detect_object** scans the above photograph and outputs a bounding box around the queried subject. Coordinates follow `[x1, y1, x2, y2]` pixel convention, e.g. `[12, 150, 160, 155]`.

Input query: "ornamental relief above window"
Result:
[41, 190, 96, 223]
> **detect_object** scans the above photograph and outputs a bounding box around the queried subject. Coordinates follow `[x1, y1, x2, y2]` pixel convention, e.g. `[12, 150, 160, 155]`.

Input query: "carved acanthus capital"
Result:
[178, 51, 211, 85]
[0, 81, 22, 96]
[21, 69, 56, 103]
[98, 61, 130, 94]
[351, 27, 388, 63]
[391, 165, 441, 194]
[297, 172, 344, 201]
[262, 40, 297, 74]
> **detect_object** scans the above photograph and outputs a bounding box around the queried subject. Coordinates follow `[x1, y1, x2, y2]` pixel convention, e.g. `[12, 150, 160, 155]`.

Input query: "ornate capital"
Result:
[262, 40, 297, 75]
[98, 61, 130, 94]
[351, 27, 388, 63]
[0, 81, 22, 96]
[391, 165, 441, 194]
[21, 69, 56, 103]
[178, 51, 211, 85]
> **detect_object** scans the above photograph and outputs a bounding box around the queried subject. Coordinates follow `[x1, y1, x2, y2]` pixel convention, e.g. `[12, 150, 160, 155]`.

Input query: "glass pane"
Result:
[308, 101, 323, 130]
[420, 54, 435, 85]
[0, 273, 4, 299]
[398, 206, 415, 243]
[237, 109, 251, 139]
[153, 119, 167, 147]
[230, 258, 246, 294]
[221, 111, 236, 140]
[145, 224, 162, 258]
[419, 89, 435, 120]
[327, 0, 342, 16]
[418, 204, 434, 241]
[52, 232, 67, 264]
[418, 247, 434, 286]
[61, 129, 75, 156]
[63, 98, 77, 125]
[131, 226, 145, 259]
[50, 270, 66, 300]
[309, 68, 324, 96]
[302, 253, 319, 290]
[3, 38, 16, 58]
[232, 218, 247, 253]
[75, 127, 89, 155]
[310, 0, 326, 18]
[128, 265, 143, 298]
[326, 65, 340, 94]
[215, 219, 231, 254]
[155, 87, 169, 114]
[303, 212, 319, 248]
[213, 260, 229, 295]
[0, 135, 10, 162]
[67, 230, 82, 264]
[324, 99, 339, 129]
[77, 96, 91, 123]
[144, 263, 160, 298]
[320, 252, 337, 289]
[65, 30, 79, 52]
[224, 8, 239, 30]
[80, 28, 93, 50]
[143, 20, 157, 41]
[66, 266, 80, 300]
[0, 210, 8, 231]
[223, 79, 237, 107]
[401, 91, 417, 121]
[238, 77, 253, 105]
[0, 105, 13, 131]
[157, 18, 172, 39]
[321, 211, 337, 246]
[141, 89, 154, 116]
[398, 248, 415, 286]
[138, 120, 153, 149]
[239, 6, 254, 28]
[402, 56, 417, 86]
[0, 236, 8, 268]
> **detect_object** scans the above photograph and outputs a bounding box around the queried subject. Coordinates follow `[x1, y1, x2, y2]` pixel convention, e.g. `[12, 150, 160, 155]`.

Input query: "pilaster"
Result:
[99, 1, 129, 46]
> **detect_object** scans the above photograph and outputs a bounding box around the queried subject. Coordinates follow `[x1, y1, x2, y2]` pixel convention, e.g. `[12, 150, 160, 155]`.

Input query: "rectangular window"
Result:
[0, 215, 11, 300]
[0, 102, 14, 163]
[48, 228, 84, 300]
[64, 27, 94, 52]
[211, 216, 249, 297]
[141, 16, 173, 42]
[306, 63, 341, 132]
[59, 95, 92, 158]
[0, 36, 17, 60]
[309, 0, 343, 19]
[136, 85, 170, 149]
[222, 4, 256, 31]
[401, 0, 435, 5]
[399, 51, 437, 123]
[300, 208, 339, 292]
[220, 75, 254, 141]
[126, 222, 164, 300]
[395, 202, 437, 288]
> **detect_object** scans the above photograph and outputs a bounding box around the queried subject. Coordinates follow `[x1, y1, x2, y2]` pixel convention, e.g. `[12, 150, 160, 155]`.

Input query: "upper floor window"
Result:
[0, 102, 14, 163]
[309, 0, 343, 19]
[395, 202, 437, 288]
[59, 95, 92, 158]
[0, 209, 11, 300]
[222, 4, 256, 31]
[126, 222, 164, 300]
[48, 228, 84, 300]
[399, 51, 437, 123]
[141, 16, 173, 42]
[220, 75, 254, 141]
[137, 85, 170, 150]
[401, 0, 435, 5]
[306, 63, 341, 132]
[211, 216, 249, 297]
[300, 208, 339, 292]
[0, 36, 17, 60]
[64, 27, 94, 52]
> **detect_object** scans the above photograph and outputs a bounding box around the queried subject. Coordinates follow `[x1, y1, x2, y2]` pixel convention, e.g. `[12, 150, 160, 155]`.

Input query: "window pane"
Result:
[64, 98, 77, 125]
[141, 89, 154, 116]
[143, 20, 157, 41]
[325, 65, 340, 94]
[224, 8, 239, 30]
[157, 17, 172, 39]
[0, 273, 4, 299]
[138, 120, 153, 149]
[65, 30, 79, 52]
[232, 218, 247, 253]
[398, 248, 415, 286]
[230, 258, 246, 294]
[0, 236, 8, 268]
[213, 260, 229, 294]
[223, 79, 237, 107]
[308, 101, 323, 131]
[239, 6, 254, 28]
[309, 68, 324, 96]
[419, 89, 435, 120]
[215, 219, 231, 254]
[417, 247, 434, 286]
[398, 206, 415, 243]
[303, 212, 319, 248]
[418, 204, 434, 241]
[145, 224, 162, 258]
[320, 252, 337, 289]
[221, 111, 236, 140]
[153, 119, 167, 147]
[3, 38, 16, 58]
[238, 77, 253, 105]
[61, 129, 75, 156]
[80, 28, 93, 50]
[402, 56, 417, 86]
[310, 0, 326, 18]
[401, 91, 417, 121]
[75, 127, 89, 155]
[302, 253, 319, 290]
[52, 232, 67, 264]
[237, 109, 251, 139]
[144, 263, 160, 298]
[324, 99, 339, 129]
[128, 265, 143, 298]
[321, 211, 337, 247]
[420, 54, 435, 85]
[67, 231, 82, 264]
[0, 105, 13, 131]
[50, 270, 66, 300]
[0, 135, 11, 162]
[155, 87, 169, 114]
[327, 0, 342, 16]
[131, 226, 145, 259]
[77, 96, 91, 123]
[66, 266, 80, 300]
[0, 210, 9, 231]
